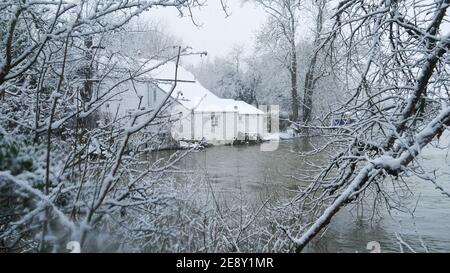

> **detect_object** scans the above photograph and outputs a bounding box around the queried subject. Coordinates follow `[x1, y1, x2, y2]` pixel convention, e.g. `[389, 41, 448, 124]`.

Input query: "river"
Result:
[156, 136, 450, 253]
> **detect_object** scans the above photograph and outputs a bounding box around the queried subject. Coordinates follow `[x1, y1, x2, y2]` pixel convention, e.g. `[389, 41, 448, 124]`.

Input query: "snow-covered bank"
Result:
[263, 128, 301, 141]
[179, 140, 206, 150]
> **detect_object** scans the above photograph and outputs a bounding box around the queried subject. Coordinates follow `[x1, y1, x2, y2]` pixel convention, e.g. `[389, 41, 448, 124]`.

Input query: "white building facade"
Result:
[104, 60, 268, 146]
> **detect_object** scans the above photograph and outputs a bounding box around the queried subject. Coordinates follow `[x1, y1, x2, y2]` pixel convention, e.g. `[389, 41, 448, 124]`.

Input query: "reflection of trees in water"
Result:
[307, 208, 393, 253]
[145, 139, 450, 252]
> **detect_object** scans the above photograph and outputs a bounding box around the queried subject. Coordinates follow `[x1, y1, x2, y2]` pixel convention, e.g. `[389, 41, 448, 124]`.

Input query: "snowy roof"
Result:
[140, 60, 223, 110]
[109, 58, 264, 114]
[232, 100, 264, 115]
[138, 60, 264, 115]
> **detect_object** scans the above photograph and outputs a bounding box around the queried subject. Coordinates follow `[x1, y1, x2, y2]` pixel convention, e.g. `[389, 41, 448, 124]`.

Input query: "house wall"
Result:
[198, 112, 235, 144]
[103, 81, 168, 119]
[236, 114, 266, 140]
[225, 111, 238, 140]
[172, 111, 239, 145]
[102, 80, 268, 146]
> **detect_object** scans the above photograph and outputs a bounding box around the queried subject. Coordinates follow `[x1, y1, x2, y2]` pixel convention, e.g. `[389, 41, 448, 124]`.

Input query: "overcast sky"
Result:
[149, 1, 267, 65]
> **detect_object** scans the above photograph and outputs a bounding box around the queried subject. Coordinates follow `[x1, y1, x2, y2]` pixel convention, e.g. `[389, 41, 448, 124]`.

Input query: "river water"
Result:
[159, 136, 450, 253]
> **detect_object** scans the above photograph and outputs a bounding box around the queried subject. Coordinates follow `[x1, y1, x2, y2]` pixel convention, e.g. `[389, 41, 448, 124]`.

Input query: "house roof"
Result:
[142, 60, 222, 110]
[136, 59, 264, 115]
[232, 100, 264, 115]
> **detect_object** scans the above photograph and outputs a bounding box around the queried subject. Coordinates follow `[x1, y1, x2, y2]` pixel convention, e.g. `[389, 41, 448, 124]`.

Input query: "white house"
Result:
[103, 59, 267, 146]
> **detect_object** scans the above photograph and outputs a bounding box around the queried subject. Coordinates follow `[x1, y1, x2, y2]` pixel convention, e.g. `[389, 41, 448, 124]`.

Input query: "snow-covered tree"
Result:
[0, 0, 205, 252]
[288, 0, 450, 252]
[252, 0, 303, 122]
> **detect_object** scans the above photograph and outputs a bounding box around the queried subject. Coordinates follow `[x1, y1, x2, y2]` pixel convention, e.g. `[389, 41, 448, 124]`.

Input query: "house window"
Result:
[211, 113, 219, 127]
[153, 89, 157, 103]
[211, 113, 219, 133]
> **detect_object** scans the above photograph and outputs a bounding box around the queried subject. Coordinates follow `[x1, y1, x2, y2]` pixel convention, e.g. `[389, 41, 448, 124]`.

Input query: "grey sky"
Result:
[150, 1, 267, 65]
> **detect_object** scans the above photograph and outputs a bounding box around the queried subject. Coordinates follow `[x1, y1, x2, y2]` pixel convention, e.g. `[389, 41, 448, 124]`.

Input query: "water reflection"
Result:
[154, 138, 450, 253]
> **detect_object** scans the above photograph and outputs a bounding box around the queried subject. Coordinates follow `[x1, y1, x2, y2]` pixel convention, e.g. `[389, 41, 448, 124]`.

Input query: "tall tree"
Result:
[301, 0, 326, 126]
[253, 0, 302, 122]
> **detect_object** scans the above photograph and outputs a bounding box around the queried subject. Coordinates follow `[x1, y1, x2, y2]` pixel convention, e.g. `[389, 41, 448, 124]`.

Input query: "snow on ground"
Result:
[263, 128, 300, 141]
